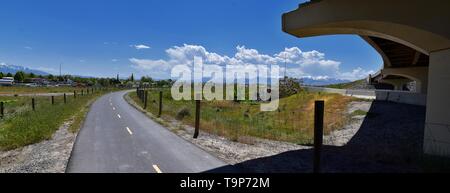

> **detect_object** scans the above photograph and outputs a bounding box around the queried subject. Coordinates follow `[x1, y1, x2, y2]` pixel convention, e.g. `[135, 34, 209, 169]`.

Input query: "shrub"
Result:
[279, 77, 302, 98]
[176, 108, 191, 120]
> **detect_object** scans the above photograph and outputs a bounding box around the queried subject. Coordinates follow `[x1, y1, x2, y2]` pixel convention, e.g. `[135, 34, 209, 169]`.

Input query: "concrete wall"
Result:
[424, 49, 450, 156]
[304, 86, 427, 106]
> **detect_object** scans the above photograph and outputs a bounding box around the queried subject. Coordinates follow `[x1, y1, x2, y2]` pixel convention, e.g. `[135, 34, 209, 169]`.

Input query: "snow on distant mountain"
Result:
[300, 76, 351, 86]
[197, 76, 351, 86]
[0, 63, 50, 75]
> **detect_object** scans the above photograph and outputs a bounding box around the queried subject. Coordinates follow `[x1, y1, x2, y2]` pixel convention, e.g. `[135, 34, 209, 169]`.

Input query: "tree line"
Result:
[0, 71, 174, 88]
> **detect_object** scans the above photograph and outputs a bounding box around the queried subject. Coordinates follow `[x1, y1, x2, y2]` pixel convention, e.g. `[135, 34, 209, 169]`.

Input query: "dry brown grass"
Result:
[129, 90, 358, 145]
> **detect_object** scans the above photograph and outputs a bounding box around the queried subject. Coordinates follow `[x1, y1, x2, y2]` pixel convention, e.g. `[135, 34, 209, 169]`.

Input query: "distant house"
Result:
[66, 79, 74, 85]
[73, 82, 87, 87]
[0, 77, 14, 86]
[28, 78, 50, 86]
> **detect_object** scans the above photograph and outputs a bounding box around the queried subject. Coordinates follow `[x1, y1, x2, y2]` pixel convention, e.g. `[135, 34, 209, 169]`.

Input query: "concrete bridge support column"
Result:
[424, 49, 450, 157]
[381, 79, 411, 91]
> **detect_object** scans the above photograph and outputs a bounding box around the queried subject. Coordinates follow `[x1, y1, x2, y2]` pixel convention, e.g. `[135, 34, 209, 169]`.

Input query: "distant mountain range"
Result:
[300, 77, 351, 86]
[0, 63, 354, 85]
[197, 76, 352, 86]
[0, 63, 49, 76]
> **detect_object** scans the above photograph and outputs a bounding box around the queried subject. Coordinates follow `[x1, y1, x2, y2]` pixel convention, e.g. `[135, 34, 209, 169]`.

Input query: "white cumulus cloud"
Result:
[132, 44, 151, 50]
[130, 44, 375, 81]
[338, 67, 376, 81]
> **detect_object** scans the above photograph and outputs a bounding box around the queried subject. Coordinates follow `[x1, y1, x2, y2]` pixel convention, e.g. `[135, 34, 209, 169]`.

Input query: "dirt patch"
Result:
[324, 101, 372, 146]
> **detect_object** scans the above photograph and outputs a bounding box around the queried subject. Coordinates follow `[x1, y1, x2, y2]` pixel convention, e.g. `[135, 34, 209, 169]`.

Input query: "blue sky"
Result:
[0, 0, 382, 80]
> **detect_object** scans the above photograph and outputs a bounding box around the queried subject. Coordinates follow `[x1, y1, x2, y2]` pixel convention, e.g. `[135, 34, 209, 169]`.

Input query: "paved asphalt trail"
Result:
[67, 91, 228, 173]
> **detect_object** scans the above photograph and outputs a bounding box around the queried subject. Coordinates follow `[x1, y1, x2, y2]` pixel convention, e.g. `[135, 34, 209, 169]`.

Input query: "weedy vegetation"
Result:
[130, 89, 361, 145]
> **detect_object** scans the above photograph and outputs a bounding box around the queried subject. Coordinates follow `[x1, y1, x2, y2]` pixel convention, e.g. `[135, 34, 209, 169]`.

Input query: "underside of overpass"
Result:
[364, 36, 429, 93]
[282, 0, 450, 157]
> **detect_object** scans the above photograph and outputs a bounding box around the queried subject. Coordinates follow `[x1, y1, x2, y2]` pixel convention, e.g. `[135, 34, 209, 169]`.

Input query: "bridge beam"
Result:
[379, 79, 411, 91]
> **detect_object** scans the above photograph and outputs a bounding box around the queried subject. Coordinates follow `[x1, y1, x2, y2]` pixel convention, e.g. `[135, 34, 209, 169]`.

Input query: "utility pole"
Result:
[284, 52, 288, 78]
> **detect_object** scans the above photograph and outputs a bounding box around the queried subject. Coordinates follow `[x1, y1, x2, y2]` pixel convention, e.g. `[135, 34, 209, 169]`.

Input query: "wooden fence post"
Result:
[144, 90, 148, 109]
[74, 91, 77, 98]
[194, 99, 201, 139]
[158, 91, 163, 117]
[1, 102, 4, 118]
[51, 96, 55, 105]
[314, 100, 324, 173]
[32, 98, 35, 111]
[64, 93, 67, 104]
[137, 89, 140, 100]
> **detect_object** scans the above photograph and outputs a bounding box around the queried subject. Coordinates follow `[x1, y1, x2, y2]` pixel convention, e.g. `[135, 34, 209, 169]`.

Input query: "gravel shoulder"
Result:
[0, 120, 77, 173]
[324, 101, 372, 146]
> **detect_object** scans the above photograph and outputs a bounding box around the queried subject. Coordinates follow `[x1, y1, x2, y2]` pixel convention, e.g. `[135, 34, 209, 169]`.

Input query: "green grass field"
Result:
[130, 89, 358, 145]
[0, 86, 78, 94]
[0, 88, 115, 151]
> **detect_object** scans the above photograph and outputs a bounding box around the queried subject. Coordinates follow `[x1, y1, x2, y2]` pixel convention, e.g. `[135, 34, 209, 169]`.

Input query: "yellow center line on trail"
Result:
[152, 165, 163, 173]
[126, 127, 133, 135]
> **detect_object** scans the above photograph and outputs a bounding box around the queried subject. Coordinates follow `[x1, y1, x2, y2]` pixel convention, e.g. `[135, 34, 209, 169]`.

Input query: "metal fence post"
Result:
[51, 96, 55, 105]
[314, 100, 324, 173]
[64, 93, 67, 104]
[194, 99, 201, 139]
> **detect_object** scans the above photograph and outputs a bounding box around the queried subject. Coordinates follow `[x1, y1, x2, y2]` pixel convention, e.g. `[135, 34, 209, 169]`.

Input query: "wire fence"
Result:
[0, 87, 113, 120]
[133, 87, 353, 145]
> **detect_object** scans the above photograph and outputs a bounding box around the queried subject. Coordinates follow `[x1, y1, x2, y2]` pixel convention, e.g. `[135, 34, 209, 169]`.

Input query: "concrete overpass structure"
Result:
[282, 0, 450, 157]
[368, 66, 428, 93]
[363, 35, 430, 93]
